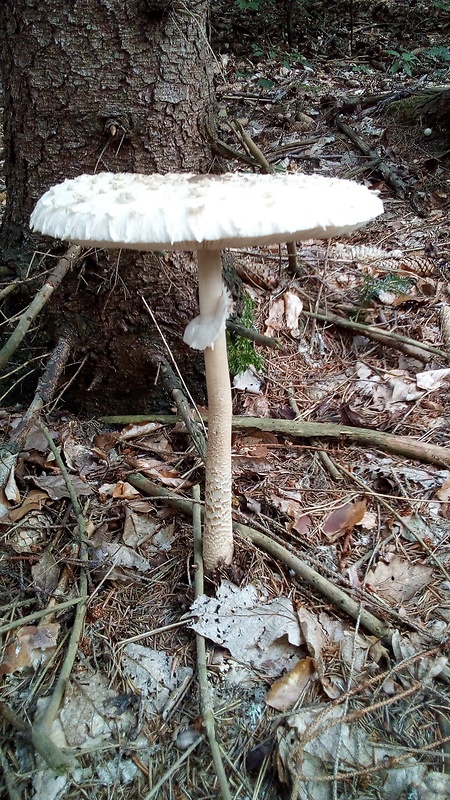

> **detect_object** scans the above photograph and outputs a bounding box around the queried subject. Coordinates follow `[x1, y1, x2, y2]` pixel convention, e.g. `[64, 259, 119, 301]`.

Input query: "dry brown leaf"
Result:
[270, 494, 303, 520]
[322, 499, 366, 542]
[265, 657, 314, 711]
[291, 514, 312, 536]
[367, 556, 434, 603]
[112, 481, 141, 499]
[297, 607, 340, 699]
[32, 474, 92, 500]
[242, 395, 272, 417]
[9, 489, 50, 522]
[0, 623, 60, 674]
[119, 421, 164, 441]
[436, 476, 450, 502]
[264, 298, 285, 337]
[31, 551, 60, 594]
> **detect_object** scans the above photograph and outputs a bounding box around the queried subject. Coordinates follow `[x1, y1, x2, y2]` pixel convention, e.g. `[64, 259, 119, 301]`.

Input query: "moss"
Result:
[227, 292, 264, 376]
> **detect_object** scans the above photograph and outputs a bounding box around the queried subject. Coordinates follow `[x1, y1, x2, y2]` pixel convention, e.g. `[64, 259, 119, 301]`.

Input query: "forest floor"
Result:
[1, 2, 450, 799]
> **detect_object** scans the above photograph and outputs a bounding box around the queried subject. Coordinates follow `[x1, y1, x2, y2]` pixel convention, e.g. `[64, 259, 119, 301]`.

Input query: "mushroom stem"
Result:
[197, 249, 233, 570]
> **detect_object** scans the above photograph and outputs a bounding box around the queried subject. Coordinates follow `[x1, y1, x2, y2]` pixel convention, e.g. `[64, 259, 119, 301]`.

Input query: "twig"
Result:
[302, 308, 446, 361]
[9, 334, 74, 447]
[288, 384, 342, 482]
[104, 414, 450, 469]
[335, 115, 408, 197]
[0, 597, 86, 636]
[226, 319, 284, 350]
[152, 355, 206, 461]
[193, 484, 233, 800]
[141, 736, 203, 800]
[126, 474, 393, 644]
[30, 421, 90, 771]
[0, 245, 81, 371]
[234, 520, 393, 643]
[230, 119, 299, 275]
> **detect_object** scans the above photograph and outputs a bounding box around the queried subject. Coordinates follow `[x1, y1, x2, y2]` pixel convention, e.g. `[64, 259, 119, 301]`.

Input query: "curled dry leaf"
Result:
[436, 475, 450, 502]
[284, 291, 303, 337]
[322, 498, 367, 542]
[119, 421, 164, 441]
[265, 657, 314, 711]
[8, 489, 50, 522]
[112, 481, 141, 499]
[126, 457, 188, 489]
[264, 297, 285, 337]
[0, 623, 60, 674]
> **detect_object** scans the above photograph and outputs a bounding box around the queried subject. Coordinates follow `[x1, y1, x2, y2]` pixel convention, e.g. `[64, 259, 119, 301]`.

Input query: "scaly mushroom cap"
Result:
[30, 171, 383, 250]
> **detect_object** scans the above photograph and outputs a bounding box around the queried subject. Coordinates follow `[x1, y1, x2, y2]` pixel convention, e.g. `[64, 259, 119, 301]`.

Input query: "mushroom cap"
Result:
[30, 171, 383, 250]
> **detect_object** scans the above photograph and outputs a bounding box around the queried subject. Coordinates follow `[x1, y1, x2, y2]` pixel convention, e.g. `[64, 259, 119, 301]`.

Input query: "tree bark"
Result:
[0, 0, 218, 412]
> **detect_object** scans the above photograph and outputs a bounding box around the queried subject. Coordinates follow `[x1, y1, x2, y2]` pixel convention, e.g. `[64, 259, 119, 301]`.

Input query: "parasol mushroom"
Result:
[30, 171, 383, 570]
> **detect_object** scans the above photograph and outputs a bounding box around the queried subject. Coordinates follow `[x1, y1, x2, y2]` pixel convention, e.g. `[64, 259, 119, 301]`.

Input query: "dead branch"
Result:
[0, 245, 81, 371]
[126, 473, 393, 644]
[302, 307, 445, 362]
[103, 414, 450, 469]
[226, 319, 284, 350]
[29, 421, 90, 771]
[335, 114, 408, 197]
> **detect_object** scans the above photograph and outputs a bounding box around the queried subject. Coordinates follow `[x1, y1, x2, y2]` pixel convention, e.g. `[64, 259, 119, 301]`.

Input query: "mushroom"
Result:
[30, 171, 383, 570]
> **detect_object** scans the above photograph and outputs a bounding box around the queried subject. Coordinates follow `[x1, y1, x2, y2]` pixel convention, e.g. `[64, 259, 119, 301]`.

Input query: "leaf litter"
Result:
[2, 6, 450, 798]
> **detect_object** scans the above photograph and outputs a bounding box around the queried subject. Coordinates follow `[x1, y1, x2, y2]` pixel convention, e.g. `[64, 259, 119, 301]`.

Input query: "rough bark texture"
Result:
[0, 0, 218, 412]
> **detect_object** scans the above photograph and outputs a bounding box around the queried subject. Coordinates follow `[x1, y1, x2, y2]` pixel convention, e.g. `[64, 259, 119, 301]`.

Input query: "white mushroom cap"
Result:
[30, 171, 383, 250]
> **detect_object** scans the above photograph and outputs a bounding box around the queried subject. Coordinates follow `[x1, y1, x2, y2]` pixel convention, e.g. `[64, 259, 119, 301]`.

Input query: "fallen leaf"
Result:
[265, 657, 314, 711]
[190, 581, 302, 678]
[9, 489, 50, 522]
[31, 551, 60, 594]
[436, 476, 450, 502]
[416, 368, 450, 391]
[264, 298, 285, 337]
[31, 474, 92, 500]
[233, 368, 261, 393]
[112, 481, 141, 499]
[323, 499, 367, 542]
[119, 422, 164, 441]
[367, 556, 434, 603]
[0, 623, 60, 674]
[291, 514, 312, 536]
[91, 541, 152, 580]
[284, 292, 303, 336]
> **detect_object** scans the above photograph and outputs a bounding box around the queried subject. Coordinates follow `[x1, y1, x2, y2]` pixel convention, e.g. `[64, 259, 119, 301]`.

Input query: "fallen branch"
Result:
[302, 308, 446, 362]
[226, 319, 284, 351]
[29, 421, 90, 771]
[0, 245, 81, 371]
[126, 474, 393, 644]
[335, 115, 408, 197]
[103, 414, 450, 469]
[153, 354, 206, 461]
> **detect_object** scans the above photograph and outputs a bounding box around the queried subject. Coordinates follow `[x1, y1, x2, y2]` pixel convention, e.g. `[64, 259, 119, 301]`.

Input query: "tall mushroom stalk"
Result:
[197, 250, 233, 568]
[30, 170, 384, 571]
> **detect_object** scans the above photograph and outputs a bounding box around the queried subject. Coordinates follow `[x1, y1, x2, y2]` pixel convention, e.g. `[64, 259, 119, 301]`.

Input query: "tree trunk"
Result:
[0, 0, 218, 412]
